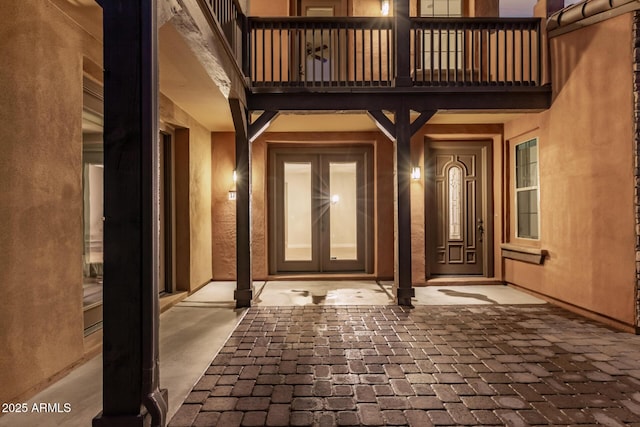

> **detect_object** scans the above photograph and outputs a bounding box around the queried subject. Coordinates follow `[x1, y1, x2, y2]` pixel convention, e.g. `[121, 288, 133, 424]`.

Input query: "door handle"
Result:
[477, 219, 484, 242]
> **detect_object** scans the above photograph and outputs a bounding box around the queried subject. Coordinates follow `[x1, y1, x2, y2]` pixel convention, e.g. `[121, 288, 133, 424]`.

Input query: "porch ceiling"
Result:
[259, 111, 529, 133]
[158, 23, 234, 131]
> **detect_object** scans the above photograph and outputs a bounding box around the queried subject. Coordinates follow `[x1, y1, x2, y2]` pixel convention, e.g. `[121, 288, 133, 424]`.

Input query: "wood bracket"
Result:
[249, 110, 279, 142]
[410, 110, 436, 137]
[367, 110, 396, 140]
[368, 109, 436, 141]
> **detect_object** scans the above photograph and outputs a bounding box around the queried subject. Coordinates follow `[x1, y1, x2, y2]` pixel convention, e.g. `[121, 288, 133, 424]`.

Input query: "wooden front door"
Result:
[426, 140, 493, 276]
[269, 146, 373, 274]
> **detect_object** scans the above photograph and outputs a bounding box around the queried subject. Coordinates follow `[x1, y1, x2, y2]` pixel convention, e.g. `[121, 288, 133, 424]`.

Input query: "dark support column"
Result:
[394, 0, 412, 87]
[95, 1, 167, 426]
[395, 103, 414, 306]
[230, 98, 253, 308]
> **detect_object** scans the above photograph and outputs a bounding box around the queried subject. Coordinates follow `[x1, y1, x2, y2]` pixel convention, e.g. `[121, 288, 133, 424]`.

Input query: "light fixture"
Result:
[381, 0, 390, 16]
[229, 169, 237, 200]
[411, 166, 421, 180]
[331, 194, 340, 204]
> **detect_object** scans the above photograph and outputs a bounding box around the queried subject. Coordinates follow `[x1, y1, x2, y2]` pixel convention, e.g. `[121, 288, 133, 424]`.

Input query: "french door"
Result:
[269, 147, 373, 274]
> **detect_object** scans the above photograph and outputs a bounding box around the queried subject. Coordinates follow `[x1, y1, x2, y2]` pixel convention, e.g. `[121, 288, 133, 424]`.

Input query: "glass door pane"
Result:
[284, 162, 313, 261]
[329, 162, 358, 260]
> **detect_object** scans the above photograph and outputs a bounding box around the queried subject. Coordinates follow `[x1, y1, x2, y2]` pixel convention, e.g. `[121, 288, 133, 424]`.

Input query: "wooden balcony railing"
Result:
[248, 17, 395, 87]
[203, 0, 246, 62]
[248, 17, 542, 89]
[411, 18, 542, 86]
[200, 2, 543, 90]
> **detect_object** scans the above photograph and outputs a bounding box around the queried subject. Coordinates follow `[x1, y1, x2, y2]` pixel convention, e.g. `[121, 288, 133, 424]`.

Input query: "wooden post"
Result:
[94, 1, 167, 426]
[395, 102, 414, 306]
[394, 0, 412, 87]
[230, 98, 253, 308]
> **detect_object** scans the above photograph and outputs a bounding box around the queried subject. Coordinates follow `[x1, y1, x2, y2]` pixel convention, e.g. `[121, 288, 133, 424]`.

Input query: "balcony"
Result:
[199, 0, 550, 111]
[248, 17, 542, 89]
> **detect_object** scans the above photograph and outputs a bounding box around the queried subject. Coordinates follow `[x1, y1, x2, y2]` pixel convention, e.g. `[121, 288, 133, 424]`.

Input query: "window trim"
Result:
[514, 137, 540, 241]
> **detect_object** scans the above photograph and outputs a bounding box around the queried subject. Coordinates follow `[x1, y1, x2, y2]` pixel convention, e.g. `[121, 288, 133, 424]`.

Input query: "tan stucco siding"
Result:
[0, 0, 102, 403]
[211, 132, 237, 280]
[160, 95, 213, 291]
[503, 13, 636, 326]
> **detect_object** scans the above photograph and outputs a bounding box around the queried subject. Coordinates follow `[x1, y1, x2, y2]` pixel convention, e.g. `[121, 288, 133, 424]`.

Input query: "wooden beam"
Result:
[410, 110, 436, 136]
[367, 110, 396, 141]
[95, 0, 167, 426]
[249, 110, 279, 142]
[248, 88, 552, 112]
[395, 102, 415, 306]
[230, 98, 253, 308]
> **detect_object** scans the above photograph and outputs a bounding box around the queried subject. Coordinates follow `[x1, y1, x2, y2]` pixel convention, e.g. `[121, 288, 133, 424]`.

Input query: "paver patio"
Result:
[170, 304, 640, 426]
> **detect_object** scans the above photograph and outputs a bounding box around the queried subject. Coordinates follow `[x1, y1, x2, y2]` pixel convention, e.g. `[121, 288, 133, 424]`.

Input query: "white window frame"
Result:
[514, 137, 540, 240]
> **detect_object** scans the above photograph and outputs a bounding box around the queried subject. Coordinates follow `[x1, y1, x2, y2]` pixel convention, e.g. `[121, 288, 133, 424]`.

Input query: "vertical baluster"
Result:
[261, 25, 265, 85]
[430, 25, 434, 82]
[411, 26, 420, 85]
[480, 25, 484, 84]
[320, 26, 325, 86]
[278, 25, 282, 85]
[529, 24, 533, 84]
[331, 25, 335, 86]
[359, 28, 364, 83]
[446, 24, 450, 83]
[537, 20, 541, 85]
[378, 24, 382, 85]
[353, 26, 357, 86]
[511, 24, 515, 85]
[369, 25, 373, 85]
[503, 23, 508, 84]
[488, 23, 493, 85]
[386, 26, 391, 85]
[462, 27, 467, 85]
[252, 23, 256, 84]
[337, 23, 342, 85]
[269, 21, 273, 86]
[454, 24, 458, 84]
[519, 24, 524, 85]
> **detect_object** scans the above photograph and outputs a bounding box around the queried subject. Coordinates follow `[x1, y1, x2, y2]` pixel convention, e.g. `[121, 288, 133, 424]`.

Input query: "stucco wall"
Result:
[503, 14, 636, 327]
[0, 0, 102, 403]
[160, 95, 213, 291]
[211, 132, 237, 280]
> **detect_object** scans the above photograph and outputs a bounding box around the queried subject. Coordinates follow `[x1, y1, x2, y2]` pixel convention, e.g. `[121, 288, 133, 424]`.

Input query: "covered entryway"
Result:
[425, 140, 493, 277]
[268, 146, 374, 275]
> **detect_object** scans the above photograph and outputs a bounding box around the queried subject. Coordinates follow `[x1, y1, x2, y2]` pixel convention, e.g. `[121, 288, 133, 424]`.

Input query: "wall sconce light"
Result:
[331, 194, 340, 205]
[229, 169, 237, 200]
[411, 166, 421, 180]
[381, 0, 390, 16]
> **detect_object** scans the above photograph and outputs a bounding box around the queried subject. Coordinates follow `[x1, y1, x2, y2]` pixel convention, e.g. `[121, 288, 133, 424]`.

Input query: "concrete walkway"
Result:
[169, 286, 640, 427]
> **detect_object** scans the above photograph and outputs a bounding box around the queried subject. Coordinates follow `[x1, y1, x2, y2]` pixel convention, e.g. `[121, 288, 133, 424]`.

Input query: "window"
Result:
[420, 0, 462, 16]
[419, 0, 463, 70]
[515, 138, 539, 239]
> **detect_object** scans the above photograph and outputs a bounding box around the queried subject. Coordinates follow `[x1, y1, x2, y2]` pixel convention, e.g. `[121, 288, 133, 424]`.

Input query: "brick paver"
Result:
[170, 305, 640, 426]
